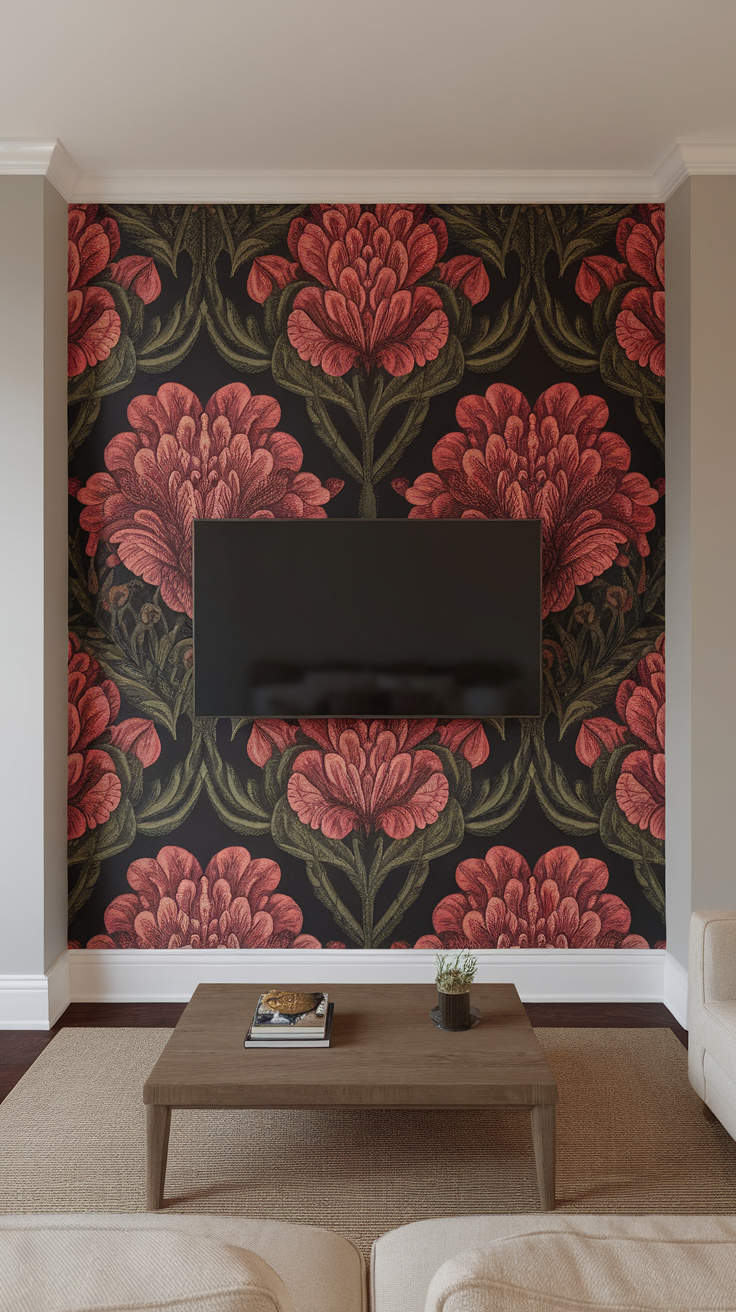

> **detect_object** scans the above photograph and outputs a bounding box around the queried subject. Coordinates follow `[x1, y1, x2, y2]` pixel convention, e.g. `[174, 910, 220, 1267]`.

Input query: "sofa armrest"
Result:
[690, 912, 736, 1027]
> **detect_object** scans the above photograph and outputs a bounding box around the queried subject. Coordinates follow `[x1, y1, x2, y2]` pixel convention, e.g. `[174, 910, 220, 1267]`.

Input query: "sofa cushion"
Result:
[371, 1216, 736, 1312]
[0, 1224, 294, 1312]
[703, 919, 736, 1003]
[698, 1002, 736, 1089]
[424, 1231, 736, 1312]
[0, 1214, 366, 1312]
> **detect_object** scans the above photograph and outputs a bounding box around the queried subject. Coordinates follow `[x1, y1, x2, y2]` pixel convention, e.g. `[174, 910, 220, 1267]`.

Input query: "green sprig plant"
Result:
[435, 949, 478, 995]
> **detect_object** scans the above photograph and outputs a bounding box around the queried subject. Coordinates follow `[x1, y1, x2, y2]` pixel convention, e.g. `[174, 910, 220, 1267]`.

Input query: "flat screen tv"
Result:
[193, 518, 542, 719]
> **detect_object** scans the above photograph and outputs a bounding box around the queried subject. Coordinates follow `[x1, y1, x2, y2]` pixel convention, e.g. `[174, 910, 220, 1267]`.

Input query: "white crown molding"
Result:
[0, 951, 69, 1030]
[68, 947, 666, 1004]
[653, 138, 736, 199]
[0, 139, 78, 201]
[46, 140, 81, 202]
[676, 139, 736, 176]
[2, 137, 736, 204]
[74, 167, 663, 206]
[0, 140, 58, 175]
[651, 140, 690, 200]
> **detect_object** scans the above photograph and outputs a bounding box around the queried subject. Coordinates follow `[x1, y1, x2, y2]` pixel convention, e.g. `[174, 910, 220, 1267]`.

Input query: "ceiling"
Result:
[2, 0, 736, 199]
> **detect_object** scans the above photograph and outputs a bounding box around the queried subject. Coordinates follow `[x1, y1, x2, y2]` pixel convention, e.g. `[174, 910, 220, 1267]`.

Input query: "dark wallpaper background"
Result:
[67, 203, 665, 952]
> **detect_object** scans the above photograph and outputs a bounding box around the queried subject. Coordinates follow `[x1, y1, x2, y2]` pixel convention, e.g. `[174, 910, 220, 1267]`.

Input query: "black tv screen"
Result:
[193, 519, 541, 719]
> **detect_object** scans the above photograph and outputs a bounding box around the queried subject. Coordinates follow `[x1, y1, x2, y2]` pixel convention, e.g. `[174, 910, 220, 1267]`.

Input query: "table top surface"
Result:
[143, 982, 558, 1110]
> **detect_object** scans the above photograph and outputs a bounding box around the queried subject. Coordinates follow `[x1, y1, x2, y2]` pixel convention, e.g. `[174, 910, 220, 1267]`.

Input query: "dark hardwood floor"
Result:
[0, 1000, 687, 1106]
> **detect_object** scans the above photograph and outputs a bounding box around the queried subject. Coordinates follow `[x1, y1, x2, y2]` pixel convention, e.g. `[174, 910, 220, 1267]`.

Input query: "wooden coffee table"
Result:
[143, 981, 558, 1211]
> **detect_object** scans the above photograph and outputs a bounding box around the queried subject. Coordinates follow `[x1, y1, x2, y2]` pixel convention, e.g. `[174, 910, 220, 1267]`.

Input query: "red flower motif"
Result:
[576, 635, 665, 840]
[574, 254, 628, 302]
[68, 635, 161, 842]
[416, 845, 648, 949]
[247, 719, 299, 766]
[108, 717, 161, 766]
[87, 845, 321, 949]
[76, 382, 343, 617]
[248, 205, 488, 378]
[393, 382, 659, 617]
[67, 204, 121, 378]
[247, 255, 300, 302]
[576, 204, 665, 378]
[68, 635, 121, 841]
[575, 717, 628, 764]
[108, 255, 161, 304]
[437, 719, 489, 766]
[436, 254, 489, 304]
[287, 718, 448, 840]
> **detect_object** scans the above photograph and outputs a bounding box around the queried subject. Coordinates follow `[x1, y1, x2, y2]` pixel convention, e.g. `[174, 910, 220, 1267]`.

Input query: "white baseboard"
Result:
[68, 947, 667, 1004]
[0, 951, 70, 1029]
[0, 947, 685, 1024]
[663, 951, 689, 1029]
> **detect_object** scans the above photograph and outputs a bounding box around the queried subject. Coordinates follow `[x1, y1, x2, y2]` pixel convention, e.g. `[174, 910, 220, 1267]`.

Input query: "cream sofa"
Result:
[0, 1213, 366, 1312]
[371, 1214, 736, 1312]
[4, 1212, 736, 1311]
[689, 908, 736, 1138]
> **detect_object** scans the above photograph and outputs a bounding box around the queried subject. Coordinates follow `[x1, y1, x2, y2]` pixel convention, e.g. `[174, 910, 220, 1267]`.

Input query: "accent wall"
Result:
[67, 203, 665, 953]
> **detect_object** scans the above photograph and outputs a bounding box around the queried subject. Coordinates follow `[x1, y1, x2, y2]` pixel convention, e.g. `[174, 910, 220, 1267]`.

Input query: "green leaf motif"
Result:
[203, 277, 272, 373]
[68, 858, 101, 926]
[92, 644, 180, 739]
[68, 396, 102, 459]
[271, 335, 363, 482]
[68, 743, 143, 920]
[429, 205, 512, 274]
[464, 293, 531, 373]
[201, 725, 271, 836]
[557, 626, 663, 738]
[600, 795, 665, 886]
[372, 859, 432, 947]
[378, 799, 465, 877]
[271, 796, 358, 879]
[465, 731, 533, 835]
[106, 207, 185, 275]
[371, 337, 465, 479]
[599, 336, 664, 455]
[632, 859, 666, 922]
[543, 204, 633, 275]
[304, 860, 364, 946]
[67, 334, 137, 407]
[261, 743, 305, 809]
[530, 726, 599, 836]
[225, 204, 306, 275]
[136, 760, 203, 837]
[136, 272, 204, 374]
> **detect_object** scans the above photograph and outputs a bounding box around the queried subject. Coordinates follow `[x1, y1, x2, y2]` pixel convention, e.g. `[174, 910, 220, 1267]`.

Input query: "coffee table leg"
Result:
[530, 1103, 555, 1211]
[146, 1104, 171, 1210]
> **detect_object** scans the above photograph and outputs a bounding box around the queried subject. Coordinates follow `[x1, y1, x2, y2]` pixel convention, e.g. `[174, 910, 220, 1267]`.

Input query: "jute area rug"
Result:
[1, 1028, 735, 1260]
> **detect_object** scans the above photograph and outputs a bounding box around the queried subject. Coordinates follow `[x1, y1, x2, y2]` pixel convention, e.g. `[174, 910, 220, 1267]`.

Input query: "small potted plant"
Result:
[433, 950, 479, 1030]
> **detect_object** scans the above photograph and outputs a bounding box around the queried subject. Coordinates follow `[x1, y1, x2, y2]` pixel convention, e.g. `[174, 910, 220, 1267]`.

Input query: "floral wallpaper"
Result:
[67, 202, 665, 952]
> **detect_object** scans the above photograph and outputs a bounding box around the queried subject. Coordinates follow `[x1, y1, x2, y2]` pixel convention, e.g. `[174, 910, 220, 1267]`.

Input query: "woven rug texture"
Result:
[0, 1027, 734, 1260]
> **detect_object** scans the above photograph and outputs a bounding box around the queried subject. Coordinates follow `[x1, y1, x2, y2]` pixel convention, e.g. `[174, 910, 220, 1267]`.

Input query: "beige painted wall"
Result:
[666, 175, 736, 970]
[43, 178, 69, 970]
[0, 176, 67, 977]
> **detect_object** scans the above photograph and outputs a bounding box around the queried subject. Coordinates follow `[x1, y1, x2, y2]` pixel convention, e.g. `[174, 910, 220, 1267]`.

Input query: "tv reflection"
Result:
[248, 660, 537, 718]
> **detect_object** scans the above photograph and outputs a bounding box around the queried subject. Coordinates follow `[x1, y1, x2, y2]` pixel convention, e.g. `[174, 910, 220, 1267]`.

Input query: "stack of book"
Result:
[244, 989, 333, 1049]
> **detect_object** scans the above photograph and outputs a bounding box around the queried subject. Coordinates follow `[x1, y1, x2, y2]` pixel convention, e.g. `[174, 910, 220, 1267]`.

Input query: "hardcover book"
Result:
[245, 1004, 334, 1049]
[250, 990, 329, 1037]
